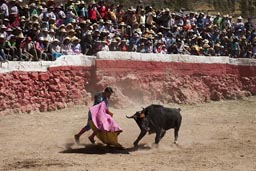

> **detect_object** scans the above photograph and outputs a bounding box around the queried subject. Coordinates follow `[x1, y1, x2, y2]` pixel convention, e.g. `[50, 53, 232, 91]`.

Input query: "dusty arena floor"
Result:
[1, 97, 256, 171]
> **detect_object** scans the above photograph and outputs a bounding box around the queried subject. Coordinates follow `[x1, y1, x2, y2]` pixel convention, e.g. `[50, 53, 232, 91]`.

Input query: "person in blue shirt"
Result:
[74, 87, 114, 144]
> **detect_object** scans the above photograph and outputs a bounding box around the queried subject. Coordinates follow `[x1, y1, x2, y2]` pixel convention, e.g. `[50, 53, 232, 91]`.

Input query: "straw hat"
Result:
[119, 22, 126, 26]
[72, 36, 80, 42]
[52, 38, 60, 43]
[203, 43, 210, 48]
[16, 33, 25, 39]
[0, 34, 5, 39]
[60, 28, 66, 33]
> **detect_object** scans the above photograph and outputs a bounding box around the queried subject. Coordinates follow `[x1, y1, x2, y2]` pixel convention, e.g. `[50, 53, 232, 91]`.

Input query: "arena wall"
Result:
[0, 52, 255, 114]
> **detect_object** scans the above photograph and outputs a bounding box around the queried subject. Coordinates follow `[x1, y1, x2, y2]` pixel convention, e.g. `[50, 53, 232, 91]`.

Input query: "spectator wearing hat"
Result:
[71, 36, 82, 54]
[19, 16, 26, 29]
[29, 3, 38, 17]
[39, 27, 50, 41]
[118, 21, 126, 35]
[56, 27, 66, 43]
[137, 8, 146, 26]
[101, 40, 109, 51]
[49, 38, 62, 59]
[21, 36, 37, 61]
[104, 20, 115, 33]
[117, 38, 128, 51]
[14, 33, 26, 61]
[67, 29, 76, 41]
[61, 37, 73, 55]
[77, 1, 87, 20]
[48, 29, 56, 42]
[144, 39, 154, 53]
[5, 35, 17, 61]
[97, 19, 104, 32]
[0, 25, 7, 39]
[235, 16, 244, 33]
[125, 6, 137, 26]
[109, 38, 118, 51]
[47, 6, 56, 21]
[202, 43, 211, 56]
[35, 37, 48, 60]
[3, 18, 11, 30]
[55, 5, 66, 26]
[41, 37, 54, 60]
[6, 28, 13, 40]
[213, 43, 222, 56]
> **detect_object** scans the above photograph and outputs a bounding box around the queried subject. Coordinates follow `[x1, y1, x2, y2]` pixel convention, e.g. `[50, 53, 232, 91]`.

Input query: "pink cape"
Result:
[89, 101, 122, 133]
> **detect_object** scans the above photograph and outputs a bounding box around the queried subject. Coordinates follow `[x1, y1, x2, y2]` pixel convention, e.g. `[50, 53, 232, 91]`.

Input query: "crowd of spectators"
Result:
[0, 0, 256, 63]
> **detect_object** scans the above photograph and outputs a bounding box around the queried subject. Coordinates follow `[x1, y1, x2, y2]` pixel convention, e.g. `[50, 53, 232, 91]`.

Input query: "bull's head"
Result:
[126, 110, 145, 120]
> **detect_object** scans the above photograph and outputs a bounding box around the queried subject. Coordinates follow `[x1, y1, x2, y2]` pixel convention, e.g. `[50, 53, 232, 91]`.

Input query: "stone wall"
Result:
[0, 52, 255, 114]
[0, 66, 92, 114]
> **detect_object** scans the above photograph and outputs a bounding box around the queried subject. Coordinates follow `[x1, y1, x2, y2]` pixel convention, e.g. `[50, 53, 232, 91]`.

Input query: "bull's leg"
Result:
[174, 127, 179, 144]
[155, 128, 163, 144]
[133, 129, 147, 147]
[160, 130, 166, 139]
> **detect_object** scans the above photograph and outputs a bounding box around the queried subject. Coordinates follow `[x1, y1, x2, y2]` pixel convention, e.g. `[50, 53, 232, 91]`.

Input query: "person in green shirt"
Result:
[5, 35, 17, 61]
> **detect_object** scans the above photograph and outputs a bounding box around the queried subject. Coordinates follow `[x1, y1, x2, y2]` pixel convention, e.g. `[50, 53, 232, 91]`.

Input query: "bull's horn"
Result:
[126, 115, 134, 119]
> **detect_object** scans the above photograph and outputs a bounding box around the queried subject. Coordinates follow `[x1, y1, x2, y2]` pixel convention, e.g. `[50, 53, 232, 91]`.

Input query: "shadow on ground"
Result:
[60, 143, 151, 155]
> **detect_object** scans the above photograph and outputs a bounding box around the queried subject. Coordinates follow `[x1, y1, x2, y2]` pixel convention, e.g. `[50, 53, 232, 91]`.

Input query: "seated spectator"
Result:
[5, 35, 17, 61]
[35, 37, 48, 60]
[72, 36, 82, 54]
[41, 38, 54, 61]
[118, 38, 127, 51]
[49, 38, 62, 59]
[0, 34, 7, 62]
[21, 36, 36, 61]
[109, 38, 118, 51]
[101, 40, 109, 51]
[61, 37, 73, 55]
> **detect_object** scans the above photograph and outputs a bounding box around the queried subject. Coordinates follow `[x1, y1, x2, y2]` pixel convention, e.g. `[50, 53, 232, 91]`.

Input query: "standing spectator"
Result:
[115, 4, 124, 24]
[0, 0, 9, 18]
[88, 2, 100, 23]
[108, 4, 117, 25]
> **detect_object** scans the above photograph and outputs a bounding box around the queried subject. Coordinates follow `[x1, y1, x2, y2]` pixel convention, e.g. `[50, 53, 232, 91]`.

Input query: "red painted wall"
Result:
[0, 60, 255, 114]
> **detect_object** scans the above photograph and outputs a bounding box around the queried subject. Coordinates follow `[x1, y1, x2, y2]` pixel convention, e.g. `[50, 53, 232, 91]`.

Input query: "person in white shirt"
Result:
[72, 37, 82, 54]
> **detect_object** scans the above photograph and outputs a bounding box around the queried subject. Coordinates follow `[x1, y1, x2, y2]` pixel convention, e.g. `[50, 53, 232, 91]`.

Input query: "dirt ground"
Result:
[1, 96, 256, 171]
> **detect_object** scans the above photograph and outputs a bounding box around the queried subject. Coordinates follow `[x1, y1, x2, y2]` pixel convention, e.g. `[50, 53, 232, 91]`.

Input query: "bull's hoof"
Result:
[174, 141, 178, 145]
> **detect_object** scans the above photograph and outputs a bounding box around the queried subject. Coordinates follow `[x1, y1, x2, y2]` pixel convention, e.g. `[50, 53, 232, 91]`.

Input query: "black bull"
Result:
[126, 104, 182, 146]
